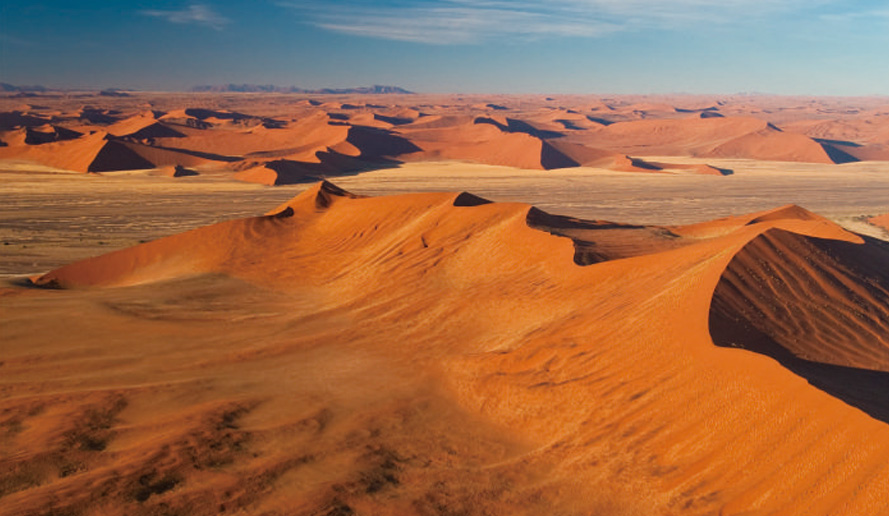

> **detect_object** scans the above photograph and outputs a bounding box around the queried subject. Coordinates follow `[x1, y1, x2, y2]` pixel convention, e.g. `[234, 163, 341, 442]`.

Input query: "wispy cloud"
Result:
[140, 3, 230, 30]
[819, 8, 889, 23]
[279, 0, 827, 44]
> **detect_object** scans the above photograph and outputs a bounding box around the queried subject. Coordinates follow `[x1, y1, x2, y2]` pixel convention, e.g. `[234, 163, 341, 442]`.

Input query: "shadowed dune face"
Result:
[5, 182, 889, 515]
[710, 229, 889, 421]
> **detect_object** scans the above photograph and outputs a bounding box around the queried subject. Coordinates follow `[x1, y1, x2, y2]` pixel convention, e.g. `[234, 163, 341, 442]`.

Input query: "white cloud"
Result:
[819, 8, 889, 23]
[279, 0, 828, 44]
[314, 5, 620, 44]
[141, 3, 230, 30]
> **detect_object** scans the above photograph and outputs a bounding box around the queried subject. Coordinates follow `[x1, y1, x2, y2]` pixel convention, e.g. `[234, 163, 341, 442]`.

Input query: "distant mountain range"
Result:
[0, 82, 414, 95]
[1, 83, 49, 93]
[189, 84, 414, 94]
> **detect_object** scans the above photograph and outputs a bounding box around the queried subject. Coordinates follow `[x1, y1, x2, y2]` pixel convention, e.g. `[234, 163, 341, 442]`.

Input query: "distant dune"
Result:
[870, 213, 889, 233]
[4, 93, 889, 180]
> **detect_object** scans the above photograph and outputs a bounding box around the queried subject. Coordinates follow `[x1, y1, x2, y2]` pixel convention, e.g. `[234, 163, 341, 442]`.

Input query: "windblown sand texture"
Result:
[3, 180, 889, 515]
[5, 93, 889, 182]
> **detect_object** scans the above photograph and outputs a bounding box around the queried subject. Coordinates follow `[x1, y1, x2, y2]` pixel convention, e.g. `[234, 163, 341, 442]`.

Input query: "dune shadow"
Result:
[452, 192, 492, 207]
[5, 275, 59, 289]
[710, 234, 889, 424]
[136, 142, 242, 163]
[711, 308, 889, 424]
[374, 114, 414, 126]
[820, 143, 860, 164]
[526, 208, 671, 265]
[814, 138, 862, 148]
[553, 119, 585, 130]
[585, 116, 614, 126]
[256, 154, 406, 185]
[184, 108, 250, 121]
[474, 117, 565, 139]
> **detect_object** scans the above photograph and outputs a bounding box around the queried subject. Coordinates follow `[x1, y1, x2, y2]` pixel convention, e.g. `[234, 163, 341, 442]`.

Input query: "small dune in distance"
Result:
[2, 92, 889, 516]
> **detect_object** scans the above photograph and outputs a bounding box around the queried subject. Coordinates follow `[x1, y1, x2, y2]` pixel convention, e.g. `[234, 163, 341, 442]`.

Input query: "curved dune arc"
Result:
[708, 226, 889, 422]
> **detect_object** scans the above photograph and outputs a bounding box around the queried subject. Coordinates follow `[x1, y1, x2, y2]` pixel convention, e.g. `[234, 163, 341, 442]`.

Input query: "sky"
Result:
[1, 0, 888, 95]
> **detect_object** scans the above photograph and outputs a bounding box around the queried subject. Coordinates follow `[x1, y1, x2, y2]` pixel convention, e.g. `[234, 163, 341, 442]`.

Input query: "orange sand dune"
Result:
[157, 114, 416, 165]
[0, 131, 155, 173]
[576, 100, 615, 112]
[7, 182, 889, 515]
[781, 118, 871, 143]
[231, 153, 371, 186]
[4, 94, 889, 181]
[711, 227, 889, 370]
[70, 106, 123, 125]
[578, 115, 856, 163]
[0, 124, 83, 145]
[399, 116, 653, 171]
[157, 115, 350, 157]
[585, 116, 770, 154]
[870, 213, 889, 233]
[527, 108, 610, 131]
[106, 113, 186, 140]
[618, 102, 678, 114]
[701, 126, 857, 163]
[118, 141, 216, 168]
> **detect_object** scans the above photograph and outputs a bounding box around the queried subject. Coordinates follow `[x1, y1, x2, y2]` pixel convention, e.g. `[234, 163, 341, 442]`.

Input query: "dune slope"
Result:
[710, 226, 889, 420]
[4, 184, 889, 515]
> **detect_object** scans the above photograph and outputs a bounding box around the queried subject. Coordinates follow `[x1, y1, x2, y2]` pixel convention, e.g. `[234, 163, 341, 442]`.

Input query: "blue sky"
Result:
[1, 0, 888, 94]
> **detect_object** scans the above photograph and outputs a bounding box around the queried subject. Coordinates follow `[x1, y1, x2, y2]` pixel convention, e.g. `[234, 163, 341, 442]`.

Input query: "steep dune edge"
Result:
[32, 181, 576, 290]
[709, 227, 889, 420]
[11, 184, 889, 515]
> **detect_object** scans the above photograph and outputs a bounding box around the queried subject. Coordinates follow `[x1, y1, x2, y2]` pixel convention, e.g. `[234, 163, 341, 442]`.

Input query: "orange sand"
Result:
[3, 182, 889, 515]
[4, 93, 887, 182]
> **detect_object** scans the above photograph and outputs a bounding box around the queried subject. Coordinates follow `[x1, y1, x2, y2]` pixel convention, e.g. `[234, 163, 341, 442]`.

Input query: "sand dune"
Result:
[5, 94, 885, 179]
[711, 223, 889, 424]
[3, 182, 886, 514]
[580, 116, 854, 163]
[398, 116, 687, 171]
[107, 113, 186, 140]
[711, 224, 889, 366]
[870, 213, 889, 233]
[702, 126, 858, 164]
[0, 131, 155, 173]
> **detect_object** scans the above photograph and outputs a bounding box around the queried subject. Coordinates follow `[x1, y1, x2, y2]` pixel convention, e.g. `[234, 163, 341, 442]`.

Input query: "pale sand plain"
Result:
[3, 159, 888, 278]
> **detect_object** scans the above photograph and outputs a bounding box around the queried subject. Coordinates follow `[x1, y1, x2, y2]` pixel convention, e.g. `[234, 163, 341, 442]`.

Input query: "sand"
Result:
[3, 179, 889, 515]
[4, 92, 889, 182]
[3, 93, 889, 515]
[3, 158, 889, 278]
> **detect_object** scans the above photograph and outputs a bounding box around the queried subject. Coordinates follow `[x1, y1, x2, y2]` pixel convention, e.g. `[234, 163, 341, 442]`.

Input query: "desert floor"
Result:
[3, 159, 888, 279]
[3, 159, 889, 516]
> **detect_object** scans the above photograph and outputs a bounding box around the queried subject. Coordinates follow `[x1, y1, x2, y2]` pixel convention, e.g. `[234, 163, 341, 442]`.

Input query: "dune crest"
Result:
[8, 182, 889, 514]
[7, 93, 883, 178]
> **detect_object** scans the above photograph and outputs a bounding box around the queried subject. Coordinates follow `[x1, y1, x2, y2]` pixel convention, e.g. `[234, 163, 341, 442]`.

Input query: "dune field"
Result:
[2, 93, 889, 515]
